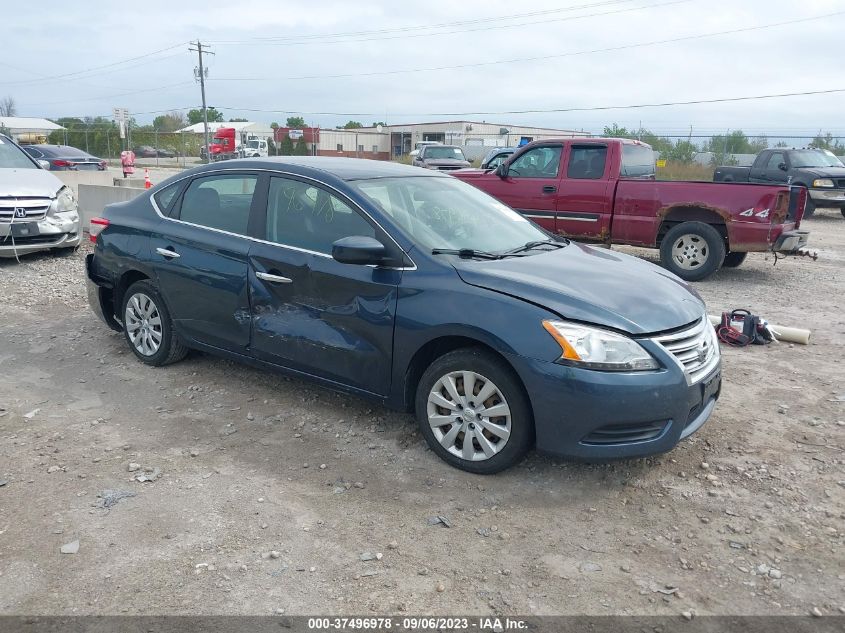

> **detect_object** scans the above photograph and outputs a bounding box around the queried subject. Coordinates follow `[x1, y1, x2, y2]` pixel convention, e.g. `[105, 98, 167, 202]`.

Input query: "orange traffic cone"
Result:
[144, 169, 152, 189]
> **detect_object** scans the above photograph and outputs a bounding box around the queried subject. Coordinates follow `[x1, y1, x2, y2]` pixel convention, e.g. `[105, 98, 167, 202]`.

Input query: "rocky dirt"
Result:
[0, 210, 842, 617]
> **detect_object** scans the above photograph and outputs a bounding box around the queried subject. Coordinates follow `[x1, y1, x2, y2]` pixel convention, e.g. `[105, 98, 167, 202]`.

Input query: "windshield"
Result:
[790, 149, 844, 168]
[0, 137, 38, 169]
[621, 144, 656, 177]
[351, 176, 549, 253]
[248, 140, 260, 148]
[424, 146, 466, 160]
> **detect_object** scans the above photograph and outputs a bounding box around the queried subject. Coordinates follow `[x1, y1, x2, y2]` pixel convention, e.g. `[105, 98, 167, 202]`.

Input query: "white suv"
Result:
[0, 134, 80, 258]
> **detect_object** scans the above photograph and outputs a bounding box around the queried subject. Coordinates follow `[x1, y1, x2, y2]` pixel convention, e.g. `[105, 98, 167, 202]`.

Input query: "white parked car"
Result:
[0, 134, 81, 258]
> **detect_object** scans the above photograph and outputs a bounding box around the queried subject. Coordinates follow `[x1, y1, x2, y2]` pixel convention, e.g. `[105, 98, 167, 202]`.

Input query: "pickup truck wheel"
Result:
[415, 348, 533, 474]
[660, 222, 726, 281]
[722, 251, 748, 268]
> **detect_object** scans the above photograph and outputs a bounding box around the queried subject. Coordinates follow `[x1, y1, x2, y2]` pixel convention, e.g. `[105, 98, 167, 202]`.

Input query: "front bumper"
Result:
[809, 188, 845, 207]
[772, 229, 810, 253]
[509, 346, 721, 461]
[0, 215, 81, 257]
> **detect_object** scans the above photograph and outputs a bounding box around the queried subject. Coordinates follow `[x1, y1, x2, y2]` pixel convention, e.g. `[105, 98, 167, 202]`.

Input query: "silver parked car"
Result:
[0, 134, 81, 258]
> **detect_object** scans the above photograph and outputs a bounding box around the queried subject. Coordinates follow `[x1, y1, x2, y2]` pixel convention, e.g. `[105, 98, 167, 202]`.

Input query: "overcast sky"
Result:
[3, 0, 844, 137]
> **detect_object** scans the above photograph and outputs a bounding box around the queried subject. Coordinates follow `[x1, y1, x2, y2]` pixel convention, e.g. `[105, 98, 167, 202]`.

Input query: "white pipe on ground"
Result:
[707, 315, 811, 345]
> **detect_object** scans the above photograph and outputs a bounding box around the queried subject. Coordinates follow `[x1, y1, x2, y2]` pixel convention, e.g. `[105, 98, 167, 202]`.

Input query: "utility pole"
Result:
[190, 40, 214, 161]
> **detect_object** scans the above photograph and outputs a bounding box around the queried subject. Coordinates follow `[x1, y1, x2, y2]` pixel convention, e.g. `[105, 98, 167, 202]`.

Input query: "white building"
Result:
[0, 117, 65, 143]
[176, 121, 275, 140]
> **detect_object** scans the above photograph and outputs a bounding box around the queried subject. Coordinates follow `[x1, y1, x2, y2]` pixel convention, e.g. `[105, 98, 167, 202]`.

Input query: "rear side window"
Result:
[265, 177, 374, 254]
[153, 182, 183, 215]
[620, 144, 656, 178]
[178, 174, 258, 236]
[567, 145, 607, 179]
[765, 152, 784, 170]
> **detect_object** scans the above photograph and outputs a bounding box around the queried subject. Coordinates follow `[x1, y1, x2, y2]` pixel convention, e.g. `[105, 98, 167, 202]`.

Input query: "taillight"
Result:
[99, 161, 107, 169]
[52, 159, 72, 167]
[89, 217, 109, 243]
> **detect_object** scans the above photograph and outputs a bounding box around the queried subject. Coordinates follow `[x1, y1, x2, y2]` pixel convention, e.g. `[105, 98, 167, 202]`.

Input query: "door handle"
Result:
[155, 247, 180, 259]
[542, 185, 557, 193]
[256, 271, 293, 284]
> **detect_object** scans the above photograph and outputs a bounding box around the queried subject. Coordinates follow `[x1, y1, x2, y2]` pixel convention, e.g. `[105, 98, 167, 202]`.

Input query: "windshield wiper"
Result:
[502, 239, 568, 255]
[431, 248, 503, 260]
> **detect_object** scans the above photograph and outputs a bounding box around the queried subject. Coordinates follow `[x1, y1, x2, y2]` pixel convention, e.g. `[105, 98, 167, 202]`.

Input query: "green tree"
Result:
[270, 122, 279, 129]
[602, 123, 671, 154]
[342, 120, 363, 129]
[152, 111, 185, 132]
[229, 117, 249, 122]
[665, 139, 698, 164]
[279, 135, 294, 156]
[371, 121, 386, 128]
[286, 116, 306, 128]
[187, 107, 224, 124]
[294, 139, 309, 155]
[810, 131, 845, 154]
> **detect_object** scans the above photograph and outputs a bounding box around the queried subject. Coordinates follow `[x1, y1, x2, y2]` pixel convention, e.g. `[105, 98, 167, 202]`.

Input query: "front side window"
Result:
[567, 145, 607, 179]
[508, 146, 562, 178]
[765, 152, 784, 170]
[265, 177, 375, 254]
[351, 176, 548, 253]
[178, 174, 258, 235]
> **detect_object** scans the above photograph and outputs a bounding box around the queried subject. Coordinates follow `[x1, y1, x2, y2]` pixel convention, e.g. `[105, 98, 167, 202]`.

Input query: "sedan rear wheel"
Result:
[416, 348, 533, 474]
[121, 280, 188, 366]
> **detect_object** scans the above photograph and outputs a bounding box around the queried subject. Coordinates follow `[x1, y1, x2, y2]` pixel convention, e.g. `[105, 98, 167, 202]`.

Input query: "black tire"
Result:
[52, 245, 79, 257]
[415, 347, 534, 474]
[659, 222, 726, 281]
[722, 251, 748, 268]
[120, 280, 188, 366]
[802, 192, 816, 219]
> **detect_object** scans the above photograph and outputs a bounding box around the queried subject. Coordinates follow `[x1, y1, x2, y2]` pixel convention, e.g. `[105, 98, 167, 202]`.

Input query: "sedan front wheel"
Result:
[416, 348, 533, 474]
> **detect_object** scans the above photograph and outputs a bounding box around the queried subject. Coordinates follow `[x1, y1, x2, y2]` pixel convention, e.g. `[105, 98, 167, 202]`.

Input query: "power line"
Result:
[209, 11, 845, 83]
[210, 0, 635, 43]
[213, 0, 692, 46]
[19, 82, 195, 108]
[214, 87, 845, 118]
[0, 42, 189, 86]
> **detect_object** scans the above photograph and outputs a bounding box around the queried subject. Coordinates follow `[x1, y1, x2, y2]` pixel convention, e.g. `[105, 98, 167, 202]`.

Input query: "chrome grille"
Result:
[652, 317, 720, 385]
[0, 198, 52, 222]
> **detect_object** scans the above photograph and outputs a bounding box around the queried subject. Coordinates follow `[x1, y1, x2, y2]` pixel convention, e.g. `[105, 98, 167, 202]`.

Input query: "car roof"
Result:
[187, 156, 448, 182]
[28, 144, 97, 157]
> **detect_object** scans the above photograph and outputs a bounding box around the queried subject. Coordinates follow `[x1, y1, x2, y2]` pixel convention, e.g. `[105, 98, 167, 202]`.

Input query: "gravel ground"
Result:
[0, 210, 842, 617]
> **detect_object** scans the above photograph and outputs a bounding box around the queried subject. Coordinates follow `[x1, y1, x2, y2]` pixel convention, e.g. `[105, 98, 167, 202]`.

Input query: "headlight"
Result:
[542, 320, 659, 371]
[812, 179, 834, 188]
[55, 187, 78, 213]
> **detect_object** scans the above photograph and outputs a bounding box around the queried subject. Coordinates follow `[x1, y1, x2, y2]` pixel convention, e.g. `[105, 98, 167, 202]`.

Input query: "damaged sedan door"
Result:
[247, 175, 400, 396]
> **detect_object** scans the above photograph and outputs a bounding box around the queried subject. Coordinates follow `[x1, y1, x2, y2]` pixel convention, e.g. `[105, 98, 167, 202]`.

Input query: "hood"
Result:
[453, 243, 705, 335]
[0, 167, 63, 197]
[797, 166, 845, 179]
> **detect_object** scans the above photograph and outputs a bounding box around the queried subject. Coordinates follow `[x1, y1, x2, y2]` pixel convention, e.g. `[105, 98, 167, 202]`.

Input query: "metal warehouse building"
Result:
[381, 120, 585, 160]
[284, 120, 586, 161]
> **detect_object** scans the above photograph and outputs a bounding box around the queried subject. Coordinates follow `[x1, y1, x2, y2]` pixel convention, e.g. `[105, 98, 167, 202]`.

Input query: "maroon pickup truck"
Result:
[452, 138, 809, 281]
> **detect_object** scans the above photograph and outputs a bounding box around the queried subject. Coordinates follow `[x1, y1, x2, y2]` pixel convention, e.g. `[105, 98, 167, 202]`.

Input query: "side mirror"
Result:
[778, 162, 787, 171]
[332, 235, 388, 266]
[37, 159, 51, 170]
[494, 163, 508, 178]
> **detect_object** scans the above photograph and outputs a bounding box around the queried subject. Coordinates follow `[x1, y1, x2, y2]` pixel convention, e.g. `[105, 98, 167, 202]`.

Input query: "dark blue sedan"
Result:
[86, 157, 720, 473]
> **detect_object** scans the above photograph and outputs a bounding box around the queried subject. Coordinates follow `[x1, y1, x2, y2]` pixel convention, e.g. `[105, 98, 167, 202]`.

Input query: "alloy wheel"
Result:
[671, 234, 709, 270]
[426, 370, 512, 462]
[124, 292, 163, 356]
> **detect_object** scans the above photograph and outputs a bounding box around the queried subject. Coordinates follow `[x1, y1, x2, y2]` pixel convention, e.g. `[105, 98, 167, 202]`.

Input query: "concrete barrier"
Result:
[54, 171, 115, 196]
[77, 184, 145, 229]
